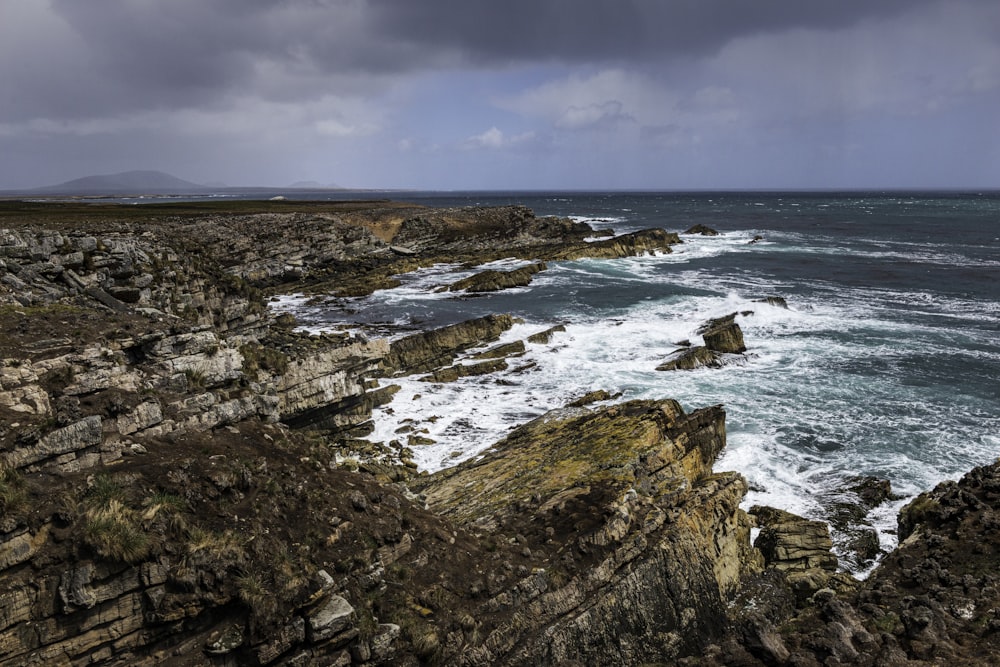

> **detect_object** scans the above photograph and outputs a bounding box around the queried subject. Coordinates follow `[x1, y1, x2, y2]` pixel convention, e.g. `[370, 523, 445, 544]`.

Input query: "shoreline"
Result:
[1, 199, 998, 664]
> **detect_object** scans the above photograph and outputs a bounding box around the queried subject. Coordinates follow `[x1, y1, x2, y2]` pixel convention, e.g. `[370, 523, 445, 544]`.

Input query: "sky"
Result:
[1, 0, 998, 191]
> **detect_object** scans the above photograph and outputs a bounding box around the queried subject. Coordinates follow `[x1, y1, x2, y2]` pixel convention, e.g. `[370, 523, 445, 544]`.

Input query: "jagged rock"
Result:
[115, 400, 163, 436]
[471, 340, 525, 360]
[526, 325, 566, 344]
[420, 358, 508, 383]
[448, 262, 547, 293]
[0, 363, 51, 415]
[685, 224, 720, 236]
[543, 228, 681, 260]
[751, 506, 838, 573]
[384, 314, 515, 376]
[421, 399, 763, 664]
[754, 295, 788, 308]
[823, 476, 897, 570]
[566, 389, 618, 407]
[2, 415, 103, 470]
[255, 618, 306, 664]
[656, 346, 723, 371]
[699, 313, 747, 354]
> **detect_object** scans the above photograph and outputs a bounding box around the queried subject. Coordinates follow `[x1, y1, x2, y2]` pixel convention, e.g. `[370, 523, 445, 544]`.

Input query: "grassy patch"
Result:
[240, 342, 289, 378]
[236, 567, 278, 625]
[0, 466, 28, 514]
[83, 499, 152, 563]
[183, 368, 207, 389]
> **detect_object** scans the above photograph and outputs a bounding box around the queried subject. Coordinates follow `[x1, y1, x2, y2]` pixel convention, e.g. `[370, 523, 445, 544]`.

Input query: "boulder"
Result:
[684, 224, 720, 236]
[698, 313, 747, 354]
[306, 595, 356, 642]
[751, 506, 838, 572]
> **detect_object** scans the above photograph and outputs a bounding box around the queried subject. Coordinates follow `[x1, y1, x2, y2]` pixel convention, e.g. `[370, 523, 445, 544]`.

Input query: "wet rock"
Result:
[543, 228, 681, 260]
[699, 313, 747, 354]
[754, 295, 788, 308]
[684, 224, 720, 236]
[384, 314, 515, 375]
[471, 340, 526, 360]
[526, 324, 566, 344]
[656, 346, 723, 371]
[420, 358, 508, 383]
[448, 262, 547, 293]
[566, 390, 618, 407]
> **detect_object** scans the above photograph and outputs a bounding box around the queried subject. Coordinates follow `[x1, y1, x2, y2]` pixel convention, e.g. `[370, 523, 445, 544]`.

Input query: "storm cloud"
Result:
[1, 0, 997, 189]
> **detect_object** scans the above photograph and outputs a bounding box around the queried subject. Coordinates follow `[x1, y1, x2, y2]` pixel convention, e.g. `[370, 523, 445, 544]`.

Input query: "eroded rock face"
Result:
[699, 313, 746, 354]
[447, 262, 547, 293]
[421, 399, 764, 665]
[383, 314, 515, 376]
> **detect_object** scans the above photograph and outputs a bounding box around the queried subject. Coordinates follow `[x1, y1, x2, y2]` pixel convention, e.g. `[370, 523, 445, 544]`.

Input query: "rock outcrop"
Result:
[2, 199, 998, 666]
[420, 399, 763, 665]
[658, 313, 747, 371]
[446, 262, 547, 293]
[382, 314, 515, 376]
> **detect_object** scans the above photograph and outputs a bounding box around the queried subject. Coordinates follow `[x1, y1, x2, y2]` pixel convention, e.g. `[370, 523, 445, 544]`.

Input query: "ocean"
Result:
[269, 190, 1000, 573]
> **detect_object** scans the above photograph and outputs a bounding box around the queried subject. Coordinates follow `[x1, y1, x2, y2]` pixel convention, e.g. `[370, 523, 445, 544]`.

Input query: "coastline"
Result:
[1, 199, 998, 665]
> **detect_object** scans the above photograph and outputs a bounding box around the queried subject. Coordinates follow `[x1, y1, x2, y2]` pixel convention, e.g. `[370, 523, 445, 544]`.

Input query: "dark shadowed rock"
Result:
[685, 224, 720, 236]
[656, 346, 723, 371]
[753, 296, 788, 309]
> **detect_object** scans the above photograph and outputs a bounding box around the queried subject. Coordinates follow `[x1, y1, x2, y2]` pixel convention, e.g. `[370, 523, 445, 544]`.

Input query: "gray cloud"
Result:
[7, 0, 957, 123]
[366, 0, 943, 64]
[1, 0, 997, 189]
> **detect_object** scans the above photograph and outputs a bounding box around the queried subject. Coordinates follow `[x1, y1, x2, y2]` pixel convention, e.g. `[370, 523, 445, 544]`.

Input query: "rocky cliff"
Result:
[0, 199, 995, 665]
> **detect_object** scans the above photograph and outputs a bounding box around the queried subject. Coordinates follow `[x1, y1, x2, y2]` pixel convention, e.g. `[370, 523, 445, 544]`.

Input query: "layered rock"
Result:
[383, 314, 515, 376]
[542, 228, 681, 261]
[658, 314, 748, 371]
[446, 262, 547, 293]
[421, 399, 764, 664]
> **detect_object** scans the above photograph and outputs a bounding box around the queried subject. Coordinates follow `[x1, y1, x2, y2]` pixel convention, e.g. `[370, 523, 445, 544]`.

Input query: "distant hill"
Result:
[287, 180, 344, 189]
[34, 170, 208, 195]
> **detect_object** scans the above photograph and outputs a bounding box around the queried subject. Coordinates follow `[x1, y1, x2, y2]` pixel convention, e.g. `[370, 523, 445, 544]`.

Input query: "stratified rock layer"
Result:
[422, 399, 764, 665]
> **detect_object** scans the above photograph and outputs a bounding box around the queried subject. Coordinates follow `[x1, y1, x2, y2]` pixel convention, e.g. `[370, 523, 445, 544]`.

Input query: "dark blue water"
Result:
[259, 190, 1000, 571]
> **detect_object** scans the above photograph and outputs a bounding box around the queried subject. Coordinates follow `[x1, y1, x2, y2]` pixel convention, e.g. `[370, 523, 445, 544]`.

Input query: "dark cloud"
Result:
[1, 0, 997, 189]
[14, 0, 950, 121]
[366, 0, 940, 64]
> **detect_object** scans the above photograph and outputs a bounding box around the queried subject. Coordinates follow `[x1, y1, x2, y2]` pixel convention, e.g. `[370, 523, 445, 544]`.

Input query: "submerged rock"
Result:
[656, 346, 723, 371]
[754, 295, 788, 309]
